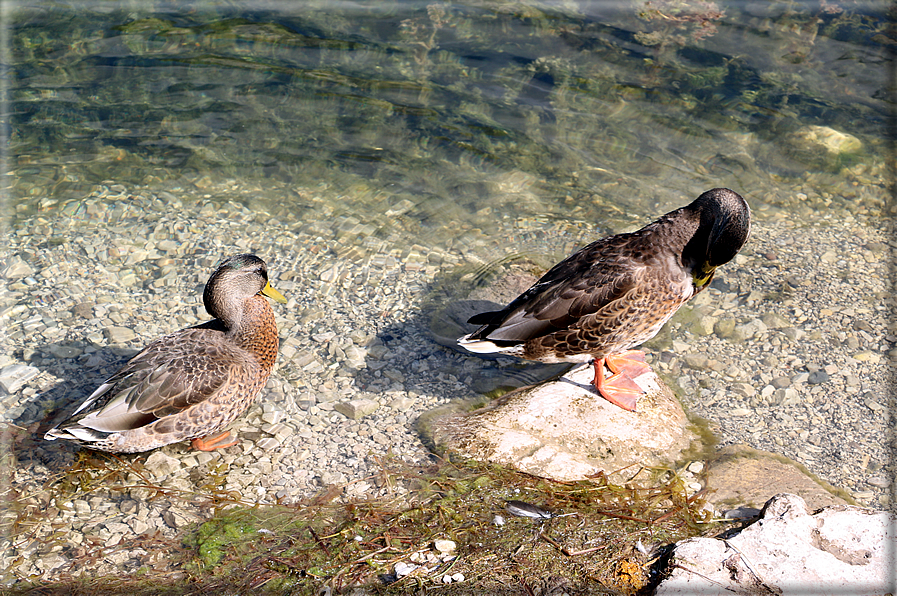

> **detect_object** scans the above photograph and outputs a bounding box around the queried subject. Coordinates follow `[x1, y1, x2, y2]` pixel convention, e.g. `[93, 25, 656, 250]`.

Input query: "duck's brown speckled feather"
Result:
[44, 254, 285, 453]
[460, 188, 751, 367]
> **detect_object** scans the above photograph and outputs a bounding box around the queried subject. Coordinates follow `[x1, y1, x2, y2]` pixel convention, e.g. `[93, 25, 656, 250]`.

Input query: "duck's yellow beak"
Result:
[261, 281, 287, 303]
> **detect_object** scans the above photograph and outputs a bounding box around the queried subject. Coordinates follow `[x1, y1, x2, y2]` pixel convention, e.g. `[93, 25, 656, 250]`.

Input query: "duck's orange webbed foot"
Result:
[191, 431, 238, 451]
[592, 350, 652, 412]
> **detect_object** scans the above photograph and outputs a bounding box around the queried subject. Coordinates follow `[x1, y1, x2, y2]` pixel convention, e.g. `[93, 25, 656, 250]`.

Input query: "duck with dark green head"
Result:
[458, 188, 751, 411]
[45, 254, 287, 453]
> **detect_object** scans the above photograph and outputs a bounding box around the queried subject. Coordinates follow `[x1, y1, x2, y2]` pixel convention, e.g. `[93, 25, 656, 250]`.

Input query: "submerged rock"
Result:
[655, 493, 896, 595]
[785, 125, 863, 171]
[705, 444, 851, 515]
[420, 364, 697, 483]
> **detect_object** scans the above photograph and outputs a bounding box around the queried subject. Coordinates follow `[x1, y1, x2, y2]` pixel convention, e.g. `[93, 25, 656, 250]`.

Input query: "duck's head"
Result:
[203, 254, 287, 322]
[682, 188, 751, 288]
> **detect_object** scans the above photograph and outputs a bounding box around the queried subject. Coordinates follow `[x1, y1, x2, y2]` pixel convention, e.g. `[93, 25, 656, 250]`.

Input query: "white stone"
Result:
[433, 539, 456, 554]
[394, 561, 417, 577]
[334, 398, 379, 420]
[655, 493, 896, 595]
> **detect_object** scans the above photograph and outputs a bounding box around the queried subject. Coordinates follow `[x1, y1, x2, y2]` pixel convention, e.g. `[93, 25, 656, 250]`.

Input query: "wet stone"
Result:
[689, 316, 717, 336]
[104, 326, 136, 344]
[0, 364, 40, 393]
[730, 383, 755, 397]
[761, 312, 790, 329]
[2, 259, 35, 279]
[143, 452, 181, 477]
[807, 371, 830, 384]
[72, 303, 94, 318]
[119, 500, 138, 514]
[48, 345, 83, 359]
[256, 437, 280, 450]
[683, 354, 710, 370]
[771, 376, 792, 389]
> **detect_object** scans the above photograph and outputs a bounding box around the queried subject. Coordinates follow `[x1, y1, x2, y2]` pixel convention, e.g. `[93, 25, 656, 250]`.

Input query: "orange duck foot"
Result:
[191, 431, 238, 451]
[592, 351, 652, 412]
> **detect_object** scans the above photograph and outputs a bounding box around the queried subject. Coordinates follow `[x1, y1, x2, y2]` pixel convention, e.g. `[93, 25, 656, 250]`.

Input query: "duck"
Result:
[458, 188, 751, 411]
[44, 254, 287, 453]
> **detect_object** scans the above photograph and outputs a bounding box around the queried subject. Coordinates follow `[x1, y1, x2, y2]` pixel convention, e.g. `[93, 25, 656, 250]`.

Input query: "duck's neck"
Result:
[227, 296, 279, 369]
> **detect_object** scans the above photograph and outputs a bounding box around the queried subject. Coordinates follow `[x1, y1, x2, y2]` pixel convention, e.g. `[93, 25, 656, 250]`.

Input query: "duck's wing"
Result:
[467, 237, 644, 344]
[52, 329, 255, 435]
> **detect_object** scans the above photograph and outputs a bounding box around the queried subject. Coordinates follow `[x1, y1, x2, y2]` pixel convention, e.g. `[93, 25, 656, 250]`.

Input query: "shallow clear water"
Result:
[8, 0, 891, 229]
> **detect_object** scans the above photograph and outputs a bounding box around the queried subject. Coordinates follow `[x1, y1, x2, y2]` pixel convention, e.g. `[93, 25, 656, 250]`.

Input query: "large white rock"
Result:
[655, 493, 896, 595]
[423, 363, 696, 483]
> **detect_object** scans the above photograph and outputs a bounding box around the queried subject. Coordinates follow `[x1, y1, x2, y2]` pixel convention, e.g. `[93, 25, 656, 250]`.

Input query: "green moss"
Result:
[189, 518, 258, 567]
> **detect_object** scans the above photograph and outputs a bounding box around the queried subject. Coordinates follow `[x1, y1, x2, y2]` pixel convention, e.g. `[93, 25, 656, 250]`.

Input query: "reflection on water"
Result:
[9, 0, 891, 229]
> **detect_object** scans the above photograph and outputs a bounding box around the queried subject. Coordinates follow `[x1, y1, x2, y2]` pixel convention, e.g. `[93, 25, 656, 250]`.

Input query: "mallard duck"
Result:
[44, 254, 287, 453]
[458, 188, 750, 411]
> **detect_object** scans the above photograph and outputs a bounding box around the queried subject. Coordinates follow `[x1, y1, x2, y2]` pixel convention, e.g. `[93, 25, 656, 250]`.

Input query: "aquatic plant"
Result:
[635, 0, 725, 65]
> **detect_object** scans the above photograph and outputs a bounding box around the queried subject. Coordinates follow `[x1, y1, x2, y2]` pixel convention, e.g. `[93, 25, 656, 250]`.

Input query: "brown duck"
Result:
[44, 254, 287, 452]
[458, 188, 751, 411]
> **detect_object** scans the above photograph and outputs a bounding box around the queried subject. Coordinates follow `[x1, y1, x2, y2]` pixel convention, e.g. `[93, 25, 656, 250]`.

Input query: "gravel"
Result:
[0, 178, 892, 584]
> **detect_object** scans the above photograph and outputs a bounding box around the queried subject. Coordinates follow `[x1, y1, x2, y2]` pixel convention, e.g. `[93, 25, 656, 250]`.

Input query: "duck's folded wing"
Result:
[472, 249, 644, 343]
[69, 332, 255, 434]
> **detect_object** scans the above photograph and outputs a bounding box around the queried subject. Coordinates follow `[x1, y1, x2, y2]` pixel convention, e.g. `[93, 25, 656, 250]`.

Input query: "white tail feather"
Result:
[457, 335, 519, 354]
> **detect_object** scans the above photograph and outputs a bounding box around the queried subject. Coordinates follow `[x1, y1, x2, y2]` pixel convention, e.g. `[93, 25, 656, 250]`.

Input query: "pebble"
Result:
[807, 371, 830, 384]
[771, 376, 791, 389]
[730, 383, 755, 397]
[866, 476, 891, 488]
[433, 539, 456, 554]
[394, 562, 417, 577]
[3, 259, 36, 278]
[47, 345, 83, 359]
[143, 452, 181, 478]
[334, 398, 379, 420]
[0, 364, 39, 393]
[687, 461, 704, 474]
[103, 326, 136, 344]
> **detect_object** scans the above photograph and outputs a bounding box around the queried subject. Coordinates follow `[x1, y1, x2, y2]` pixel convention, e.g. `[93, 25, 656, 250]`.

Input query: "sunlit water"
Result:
[2, 0, 894, 555]
[8, 0, 890, 228]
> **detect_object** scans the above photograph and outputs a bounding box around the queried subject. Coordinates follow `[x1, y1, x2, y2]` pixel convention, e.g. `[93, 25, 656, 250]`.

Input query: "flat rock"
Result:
[143, 451, 181, 478]
[706, 444, 851, 513]
[334, 398, 379, 420]
[655, 493, 895, 595]
[0, 364, 40, 394]
[103, 326, 136, 344]
[420, 365, 697, 483]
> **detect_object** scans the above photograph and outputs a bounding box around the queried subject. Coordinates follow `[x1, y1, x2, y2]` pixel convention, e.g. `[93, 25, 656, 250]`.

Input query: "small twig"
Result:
[351, 545, 392, 564]
[308, 526, 332, 558]
[539, 529, 605, 557]
[723, 539, 768, 587]
[672, 564, 738, 592]
[592, 509, 650, 523]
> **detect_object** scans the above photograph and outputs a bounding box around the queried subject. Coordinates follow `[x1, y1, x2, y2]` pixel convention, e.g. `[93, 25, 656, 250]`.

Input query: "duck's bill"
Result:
[261, 282, 288, 303]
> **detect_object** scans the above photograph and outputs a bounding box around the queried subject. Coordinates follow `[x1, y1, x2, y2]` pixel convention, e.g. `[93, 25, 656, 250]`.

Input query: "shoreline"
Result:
[1, 179, 893, 582]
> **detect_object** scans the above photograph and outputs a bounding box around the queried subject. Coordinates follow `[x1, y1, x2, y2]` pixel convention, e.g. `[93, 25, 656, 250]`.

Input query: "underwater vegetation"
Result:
[9, 0, 891, 212]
